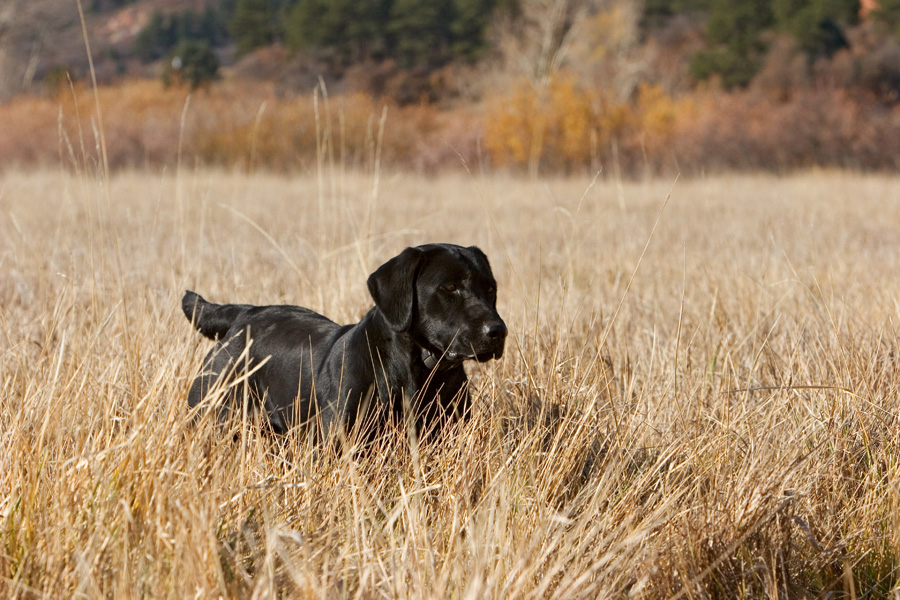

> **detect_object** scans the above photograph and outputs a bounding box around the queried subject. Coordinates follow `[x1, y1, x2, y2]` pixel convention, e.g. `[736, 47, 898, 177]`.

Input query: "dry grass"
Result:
[0, 80, 478, 173]
[1, 165, 898, 598]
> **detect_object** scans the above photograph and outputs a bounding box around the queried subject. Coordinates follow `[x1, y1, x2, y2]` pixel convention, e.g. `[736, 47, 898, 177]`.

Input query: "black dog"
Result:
[182, 244, 506, 439]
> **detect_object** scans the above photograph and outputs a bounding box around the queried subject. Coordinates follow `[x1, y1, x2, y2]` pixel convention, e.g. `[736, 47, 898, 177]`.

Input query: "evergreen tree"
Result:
[773, 0, 858, 59]
[166, 39, 220, 89]
[134, 11, 179, 62]
[450, 0, 495, 61]
[388, 0, 451, 67]
[230, 0, 276, 55]
[690, 0, 773, 88]
[343, 0, 391, 60]
[285, 0, 509, 66]
[285, 0, 329, 50]
[218, 0, 239, 24]
[177, 9, 199, 42]
[134, 5, 231, 64]
[199, 6, 230, 47]
[704, 0, 773, 45]
[286, 0, 389, 61]
[640, 0, 712, 35]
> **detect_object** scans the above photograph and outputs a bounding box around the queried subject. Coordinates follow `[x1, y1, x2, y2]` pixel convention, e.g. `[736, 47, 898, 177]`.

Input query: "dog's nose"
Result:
[483, 321, 507, 341]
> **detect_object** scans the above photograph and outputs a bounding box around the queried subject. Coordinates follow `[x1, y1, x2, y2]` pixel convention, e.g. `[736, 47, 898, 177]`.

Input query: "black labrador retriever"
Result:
[182, 243, 506, 439]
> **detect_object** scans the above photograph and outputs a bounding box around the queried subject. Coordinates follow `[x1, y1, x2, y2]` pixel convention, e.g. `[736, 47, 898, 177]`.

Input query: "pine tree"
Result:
[388, 0, 451, 67]
[134, 11, 179, 62]
[640, 0, 713, 35]
[773, 0, 857, 59]
[166, 39, 220, 89]
[285, 0, 328, 49]
[343, 0, 391, 60]
[230, 0, 275, 56]
[199, 6, 229, 47]
[286, 0, 389, 62]
[690, 0, 773, 88]
[450, 0, 495, 61]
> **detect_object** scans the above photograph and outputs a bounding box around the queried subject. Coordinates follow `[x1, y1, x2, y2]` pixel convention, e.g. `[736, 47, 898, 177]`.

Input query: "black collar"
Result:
[420, 347, 459, 371]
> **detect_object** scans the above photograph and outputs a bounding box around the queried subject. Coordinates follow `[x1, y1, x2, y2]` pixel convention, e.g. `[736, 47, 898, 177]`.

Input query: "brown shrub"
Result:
[2, 74, 900, 176]
[0, 79, 474, 173]
[673, 89, 900, 173]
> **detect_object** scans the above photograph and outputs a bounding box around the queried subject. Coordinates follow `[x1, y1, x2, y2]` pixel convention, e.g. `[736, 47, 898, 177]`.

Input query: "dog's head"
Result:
[367, 244, 507, 365]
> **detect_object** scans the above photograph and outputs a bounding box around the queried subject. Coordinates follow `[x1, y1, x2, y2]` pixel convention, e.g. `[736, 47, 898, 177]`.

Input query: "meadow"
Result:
[1, 165, 898, 598]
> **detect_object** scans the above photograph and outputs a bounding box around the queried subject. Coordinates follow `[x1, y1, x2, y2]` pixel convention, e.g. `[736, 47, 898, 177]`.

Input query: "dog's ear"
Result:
[367, 247, 424, 331]
[467, 246, 491, 270]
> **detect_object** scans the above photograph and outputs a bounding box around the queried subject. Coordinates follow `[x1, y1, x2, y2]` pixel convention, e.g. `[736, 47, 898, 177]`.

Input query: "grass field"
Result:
[1, 166, 898, 598]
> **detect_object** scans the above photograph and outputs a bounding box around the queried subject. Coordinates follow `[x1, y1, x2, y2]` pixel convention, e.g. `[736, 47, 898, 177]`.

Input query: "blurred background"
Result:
[1, 0, 898, 176]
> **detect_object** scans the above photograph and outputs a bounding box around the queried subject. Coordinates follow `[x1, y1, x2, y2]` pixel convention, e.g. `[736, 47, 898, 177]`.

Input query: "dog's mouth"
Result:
[420, 327, 506, 369]
[448, 349, 496, 363]
[446, 342, 504, 364]
[423, 348, 472, 368]
[421, 346, 502, 370]
[444, 350, 471, 362]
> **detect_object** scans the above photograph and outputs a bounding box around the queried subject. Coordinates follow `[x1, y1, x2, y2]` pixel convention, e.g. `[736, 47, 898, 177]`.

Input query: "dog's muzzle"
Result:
[421, 320, 507, 370]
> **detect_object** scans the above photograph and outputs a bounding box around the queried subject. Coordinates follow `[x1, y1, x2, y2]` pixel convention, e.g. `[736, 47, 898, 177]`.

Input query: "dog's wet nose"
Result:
[483, 321, 507, 341]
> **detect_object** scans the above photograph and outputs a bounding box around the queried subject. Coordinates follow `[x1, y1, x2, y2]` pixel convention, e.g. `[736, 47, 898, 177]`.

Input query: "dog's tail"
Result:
[182, 291, 245, 340]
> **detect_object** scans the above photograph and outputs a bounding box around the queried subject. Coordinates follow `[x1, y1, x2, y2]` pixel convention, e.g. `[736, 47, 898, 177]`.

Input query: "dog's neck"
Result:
[366, 307, 459, 372]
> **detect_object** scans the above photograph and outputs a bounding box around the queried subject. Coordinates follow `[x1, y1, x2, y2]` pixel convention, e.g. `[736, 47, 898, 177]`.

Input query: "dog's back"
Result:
[182, 290, 344, 432]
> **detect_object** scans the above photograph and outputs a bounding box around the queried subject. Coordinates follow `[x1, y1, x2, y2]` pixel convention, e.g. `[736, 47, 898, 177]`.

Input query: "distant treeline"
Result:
[643, 0, 866, 88]
[130, 0, 515, 70]
[114, 0, 900, 97]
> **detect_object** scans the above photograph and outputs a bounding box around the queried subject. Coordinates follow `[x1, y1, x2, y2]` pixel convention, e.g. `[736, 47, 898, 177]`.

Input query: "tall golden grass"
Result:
[1, 164, 898, 598]
[0, 79, 479, 174]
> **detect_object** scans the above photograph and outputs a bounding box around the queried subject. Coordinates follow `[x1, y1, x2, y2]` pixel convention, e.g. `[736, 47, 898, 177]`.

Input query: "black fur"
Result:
[183, 243, 506, 439]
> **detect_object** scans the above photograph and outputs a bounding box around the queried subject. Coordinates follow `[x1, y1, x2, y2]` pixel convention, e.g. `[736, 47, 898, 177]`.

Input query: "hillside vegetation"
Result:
[2, 0, 900, 174]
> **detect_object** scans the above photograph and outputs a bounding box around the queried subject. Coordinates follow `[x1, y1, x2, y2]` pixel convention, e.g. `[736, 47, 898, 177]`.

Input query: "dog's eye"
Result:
[442, 283, 458, 293]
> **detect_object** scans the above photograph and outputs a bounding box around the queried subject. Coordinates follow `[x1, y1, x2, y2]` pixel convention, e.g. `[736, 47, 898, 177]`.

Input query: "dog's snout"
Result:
[483, 321, 507, 341]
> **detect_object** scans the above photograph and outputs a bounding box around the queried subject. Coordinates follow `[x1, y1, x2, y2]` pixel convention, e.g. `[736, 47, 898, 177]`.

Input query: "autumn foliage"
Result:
[2, 72, 900, 176]
[484, 74, 695, 175]
[482, 69, 900, 175]
[0, 80, 471, 174]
